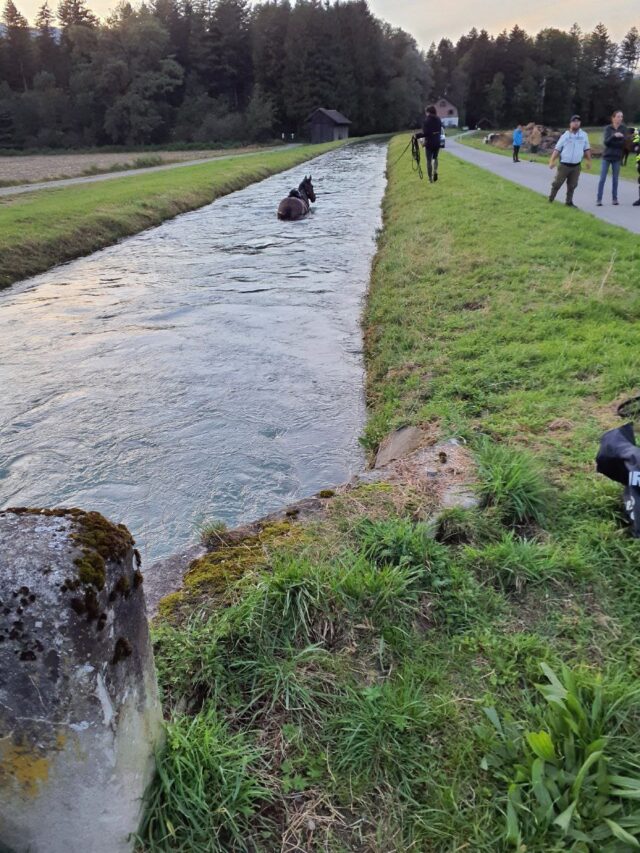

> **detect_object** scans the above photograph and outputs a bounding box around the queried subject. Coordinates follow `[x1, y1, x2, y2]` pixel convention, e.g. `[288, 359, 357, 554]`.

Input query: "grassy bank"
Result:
[143, 136, 640, 851]
[0, 140, 345, 289]
[460, 129, 638, 181]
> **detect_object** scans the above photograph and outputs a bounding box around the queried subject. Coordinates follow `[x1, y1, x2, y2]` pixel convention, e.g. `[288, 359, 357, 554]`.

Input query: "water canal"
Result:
[0, 141, 388, 562]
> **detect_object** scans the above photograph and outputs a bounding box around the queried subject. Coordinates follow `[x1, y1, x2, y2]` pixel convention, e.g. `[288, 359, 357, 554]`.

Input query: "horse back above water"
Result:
[277, 176, 316, 220]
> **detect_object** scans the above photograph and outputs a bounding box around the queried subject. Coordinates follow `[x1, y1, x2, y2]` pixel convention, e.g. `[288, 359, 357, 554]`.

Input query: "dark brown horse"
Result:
[277, 175, 315, 220]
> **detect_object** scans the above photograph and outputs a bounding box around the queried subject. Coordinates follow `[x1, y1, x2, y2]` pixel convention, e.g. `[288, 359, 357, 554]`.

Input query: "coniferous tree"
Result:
[2, 0, 34, 90]
[620, 27, 640, 75]
[35, 2, 61, 80]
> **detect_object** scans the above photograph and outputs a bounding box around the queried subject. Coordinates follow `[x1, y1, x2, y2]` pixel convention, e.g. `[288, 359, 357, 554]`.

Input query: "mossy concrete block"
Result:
[0, 509, 163, 853]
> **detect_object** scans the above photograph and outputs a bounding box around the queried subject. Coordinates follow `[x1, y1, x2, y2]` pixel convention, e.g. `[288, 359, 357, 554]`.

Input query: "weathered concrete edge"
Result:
[145, 433, 478, 618]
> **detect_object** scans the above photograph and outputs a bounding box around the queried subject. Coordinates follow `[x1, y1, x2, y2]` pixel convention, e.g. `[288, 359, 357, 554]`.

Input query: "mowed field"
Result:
[0, 145, 270, 185]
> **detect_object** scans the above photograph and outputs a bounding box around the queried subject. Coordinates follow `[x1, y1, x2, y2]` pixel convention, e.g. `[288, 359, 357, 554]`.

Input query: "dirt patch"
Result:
[0, 146, 263, 184]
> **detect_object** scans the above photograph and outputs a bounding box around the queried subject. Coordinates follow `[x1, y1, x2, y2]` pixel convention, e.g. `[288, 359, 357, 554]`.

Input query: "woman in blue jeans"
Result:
[597, 110, 626, 205]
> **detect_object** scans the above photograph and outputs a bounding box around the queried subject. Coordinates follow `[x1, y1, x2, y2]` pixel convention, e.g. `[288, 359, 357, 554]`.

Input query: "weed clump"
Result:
[355, 517, 445, 571]
[475, 440, 553, 527]
[198, 519, 228, 547]
[434, 506, 502, 545]
[481, 664, 640, 850]
[462, 532, 564, 593]
[331, 677, 438, 797]
[140, 706, 273, 851]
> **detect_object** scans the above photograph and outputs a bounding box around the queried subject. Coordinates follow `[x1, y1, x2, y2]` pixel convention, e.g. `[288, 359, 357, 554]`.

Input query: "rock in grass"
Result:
[0, 508, 163, 853]
[374, 425, 425, 468]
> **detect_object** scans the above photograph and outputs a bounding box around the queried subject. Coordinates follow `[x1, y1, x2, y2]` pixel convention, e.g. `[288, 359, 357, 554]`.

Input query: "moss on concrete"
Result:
[158, 520, 305, 622]
[4, 508, 135, 623]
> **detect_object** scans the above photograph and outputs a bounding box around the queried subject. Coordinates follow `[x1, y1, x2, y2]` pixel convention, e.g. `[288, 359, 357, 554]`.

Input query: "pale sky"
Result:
[17, 0, 639, 47]
[367, 0, 638, 49]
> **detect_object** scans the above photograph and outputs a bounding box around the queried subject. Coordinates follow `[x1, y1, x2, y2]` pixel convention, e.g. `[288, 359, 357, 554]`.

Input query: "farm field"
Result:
[0, 139, 347, 289]
[143, 138, 640, 851]
[0, 146, 275, 185]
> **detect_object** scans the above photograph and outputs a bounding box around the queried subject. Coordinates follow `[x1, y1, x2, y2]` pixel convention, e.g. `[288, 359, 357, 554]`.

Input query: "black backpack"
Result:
[596, 422, 640, 536]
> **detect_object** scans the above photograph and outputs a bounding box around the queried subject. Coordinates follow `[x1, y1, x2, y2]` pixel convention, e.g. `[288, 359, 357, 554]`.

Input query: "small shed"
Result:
[435, 98, 459, 128]
[307, 108, 351, 144]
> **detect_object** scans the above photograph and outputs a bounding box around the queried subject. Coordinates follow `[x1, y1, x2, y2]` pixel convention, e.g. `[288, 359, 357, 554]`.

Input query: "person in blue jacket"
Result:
[512, 124, 523, 162]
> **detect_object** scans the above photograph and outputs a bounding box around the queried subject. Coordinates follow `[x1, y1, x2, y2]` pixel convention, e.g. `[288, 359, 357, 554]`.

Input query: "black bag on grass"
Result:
[596, 422, 640, 537]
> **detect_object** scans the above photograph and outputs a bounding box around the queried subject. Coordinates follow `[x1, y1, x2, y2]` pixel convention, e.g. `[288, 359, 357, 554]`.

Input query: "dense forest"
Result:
[0, 0, 639, 149]
[0, 0, 433, 148]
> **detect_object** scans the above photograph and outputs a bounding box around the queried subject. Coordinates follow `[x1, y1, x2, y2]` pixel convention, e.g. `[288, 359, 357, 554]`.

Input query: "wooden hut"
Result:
[307, 108, 351, 143]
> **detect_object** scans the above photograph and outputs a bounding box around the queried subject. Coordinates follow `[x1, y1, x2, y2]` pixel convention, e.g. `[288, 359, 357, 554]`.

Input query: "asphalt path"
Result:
[0, 144, 300, 198]
[447, 137, 640, 235]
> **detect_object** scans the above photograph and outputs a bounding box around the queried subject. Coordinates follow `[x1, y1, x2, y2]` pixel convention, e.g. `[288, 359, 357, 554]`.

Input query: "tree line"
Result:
[429, 24, 640, 129]
[0, 0, 638, 150]
[0, 0, 433, 148]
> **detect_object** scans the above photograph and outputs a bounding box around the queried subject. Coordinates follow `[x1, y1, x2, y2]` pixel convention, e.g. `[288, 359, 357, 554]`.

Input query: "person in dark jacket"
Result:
[413, 105, 443, 183]
[596, 110, 626, 206]
[633, 127, 640, 207]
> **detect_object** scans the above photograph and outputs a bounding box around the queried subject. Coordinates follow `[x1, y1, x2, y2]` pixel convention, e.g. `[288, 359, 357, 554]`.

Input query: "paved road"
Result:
[0, 144, 300, 198]
[447, 137, 640, 235]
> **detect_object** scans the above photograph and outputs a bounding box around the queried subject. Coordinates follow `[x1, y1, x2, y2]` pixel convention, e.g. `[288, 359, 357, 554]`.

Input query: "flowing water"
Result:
[0, 141, 388, 563]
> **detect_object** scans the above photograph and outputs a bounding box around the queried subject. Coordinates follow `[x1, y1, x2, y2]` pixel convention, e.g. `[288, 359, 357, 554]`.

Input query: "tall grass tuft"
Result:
[475, 440, 552, 527]
[463, 532, 565, 593]
[355, 517, 446, 571]
[331, 677, 438, 796]
[139, 706, 273, 851]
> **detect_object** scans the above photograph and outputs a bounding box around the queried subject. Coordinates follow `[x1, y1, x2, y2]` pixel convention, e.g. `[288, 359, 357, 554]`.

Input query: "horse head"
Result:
[300, 175, 316, 203]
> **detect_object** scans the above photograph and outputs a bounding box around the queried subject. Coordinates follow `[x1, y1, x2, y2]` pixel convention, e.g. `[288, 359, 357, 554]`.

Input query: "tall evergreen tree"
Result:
[2, 0, 33, 90]
[620, 27, 640, 75]
[209, 0, 252, 108]
[35, 2, 61, 80]
[251, 0, 290, 125]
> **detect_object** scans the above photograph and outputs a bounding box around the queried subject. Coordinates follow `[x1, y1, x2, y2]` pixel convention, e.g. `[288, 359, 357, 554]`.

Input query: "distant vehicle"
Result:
[440, 130, 446, 148]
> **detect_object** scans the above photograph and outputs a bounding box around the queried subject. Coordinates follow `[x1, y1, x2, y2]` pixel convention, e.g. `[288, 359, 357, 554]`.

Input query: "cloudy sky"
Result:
[17, 0, 638, 46]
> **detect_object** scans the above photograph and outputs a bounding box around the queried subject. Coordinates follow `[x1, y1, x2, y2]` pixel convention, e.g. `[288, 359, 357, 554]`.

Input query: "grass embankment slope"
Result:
[143, 136, 640, 852]
[0, 139, 345, 289]
[460, 128, 639, 181]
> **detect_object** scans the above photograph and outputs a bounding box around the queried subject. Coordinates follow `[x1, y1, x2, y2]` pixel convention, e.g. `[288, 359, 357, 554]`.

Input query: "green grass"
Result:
[143, 135, 640, 851]
[0, 139, 348, 289]
[459, 129, 639, 182]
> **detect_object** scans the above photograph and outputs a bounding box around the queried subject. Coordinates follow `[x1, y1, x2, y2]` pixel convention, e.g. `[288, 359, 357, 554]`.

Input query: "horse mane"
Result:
[289, 179, 310, 201]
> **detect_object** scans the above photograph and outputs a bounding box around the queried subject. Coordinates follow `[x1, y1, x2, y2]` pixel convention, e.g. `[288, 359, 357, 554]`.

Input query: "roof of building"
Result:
[435, 98, 458, 115]
[307, 108, 352, 125]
